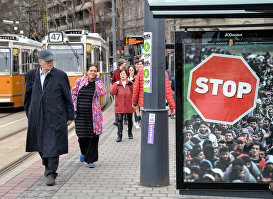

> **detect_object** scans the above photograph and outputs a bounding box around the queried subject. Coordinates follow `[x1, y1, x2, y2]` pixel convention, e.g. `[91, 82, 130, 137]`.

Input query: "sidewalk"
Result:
[1, 102, 272, 198]
[16, 103, 179, 199]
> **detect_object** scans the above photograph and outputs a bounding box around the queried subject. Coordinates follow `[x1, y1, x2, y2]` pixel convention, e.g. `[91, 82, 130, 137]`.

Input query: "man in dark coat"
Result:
[24, 50, 74, 186]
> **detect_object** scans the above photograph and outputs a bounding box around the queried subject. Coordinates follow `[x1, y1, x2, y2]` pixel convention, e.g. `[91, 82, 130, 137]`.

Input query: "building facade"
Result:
[1, 1, 273, 60]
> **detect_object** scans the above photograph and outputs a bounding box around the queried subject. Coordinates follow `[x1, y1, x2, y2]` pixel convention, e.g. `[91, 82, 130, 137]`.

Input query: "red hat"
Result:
[237, 154, 249, 159]
[186, 157, 192, 161]
[237, 136, 247, 143]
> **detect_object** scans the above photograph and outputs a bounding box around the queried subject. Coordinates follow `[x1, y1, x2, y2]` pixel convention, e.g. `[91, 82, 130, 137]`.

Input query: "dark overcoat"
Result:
[24, 67, 74, 158]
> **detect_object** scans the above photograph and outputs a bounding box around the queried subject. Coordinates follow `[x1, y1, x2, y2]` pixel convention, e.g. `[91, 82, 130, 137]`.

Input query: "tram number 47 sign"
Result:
[48, 32, 63, 42]
[187, 53, 259, 125]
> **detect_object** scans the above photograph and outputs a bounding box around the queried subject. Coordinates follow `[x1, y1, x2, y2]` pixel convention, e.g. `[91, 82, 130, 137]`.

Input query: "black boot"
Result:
[128, 131, 133, 139]
[116, 132, 122, 142]
[127, 113, 133, 139]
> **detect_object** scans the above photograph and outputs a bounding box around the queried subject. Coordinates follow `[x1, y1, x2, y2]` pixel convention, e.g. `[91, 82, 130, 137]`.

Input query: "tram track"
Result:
[0, 152, 37, 178]
[0, 107, 24, 119]
[0, 127, 28, 141]
[0, 113, 14, 119]
[0, 99, 111, 179]
[0, 126, 76, 178]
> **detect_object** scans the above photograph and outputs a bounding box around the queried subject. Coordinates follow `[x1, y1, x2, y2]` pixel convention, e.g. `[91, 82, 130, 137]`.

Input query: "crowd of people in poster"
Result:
[183, 47, 273, 183]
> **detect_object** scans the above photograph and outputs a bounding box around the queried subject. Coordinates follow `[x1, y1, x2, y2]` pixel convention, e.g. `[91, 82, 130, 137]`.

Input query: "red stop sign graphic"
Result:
[187, 53, 259, 125]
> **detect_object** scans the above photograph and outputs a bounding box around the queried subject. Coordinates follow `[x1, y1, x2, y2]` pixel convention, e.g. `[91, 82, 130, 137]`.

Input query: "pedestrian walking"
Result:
[111, 58, 126, 85]
[128, 65, 141, 129]
[111, 68, 135, 142]
[136, 59, 144, 72]
[24, 50, 74, 186]
[71, 64, 106, 168]
[111, 58, 127, 126]
[132, 68, 175, 116]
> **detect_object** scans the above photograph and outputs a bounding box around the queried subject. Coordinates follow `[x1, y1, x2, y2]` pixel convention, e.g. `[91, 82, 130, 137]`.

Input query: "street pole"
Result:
[111, 0, 117, 70]
[140, 0, 169, 186]
[44, 0, 48, 36]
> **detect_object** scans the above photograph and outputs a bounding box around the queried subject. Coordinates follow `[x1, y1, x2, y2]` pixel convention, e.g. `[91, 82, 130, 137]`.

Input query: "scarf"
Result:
[198, 128, 211, 139]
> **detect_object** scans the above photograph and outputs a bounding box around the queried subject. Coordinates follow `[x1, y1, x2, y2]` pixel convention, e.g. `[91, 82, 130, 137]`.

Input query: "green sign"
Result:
[143, 32, 152, 93]
[144, 42, 150, 52]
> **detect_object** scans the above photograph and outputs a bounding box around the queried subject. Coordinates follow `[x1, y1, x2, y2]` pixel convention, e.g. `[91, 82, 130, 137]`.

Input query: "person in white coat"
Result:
[193, 121, 218, 149]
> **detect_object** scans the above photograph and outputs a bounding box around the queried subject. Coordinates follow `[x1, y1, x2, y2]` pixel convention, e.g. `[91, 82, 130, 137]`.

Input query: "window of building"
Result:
[128, 9, 131, 20]
[138, 6, 141, 18]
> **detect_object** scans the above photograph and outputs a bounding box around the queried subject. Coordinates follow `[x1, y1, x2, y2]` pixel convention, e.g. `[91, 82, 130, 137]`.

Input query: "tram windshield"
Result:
[0, 49, 10, 75]
[48, 44, 84, 75]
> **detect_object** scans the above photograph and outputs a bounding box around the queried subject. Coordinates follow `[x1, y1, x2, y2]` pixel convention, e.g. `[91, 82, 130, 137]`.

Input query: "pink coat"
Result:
[71, 77, 106, 135]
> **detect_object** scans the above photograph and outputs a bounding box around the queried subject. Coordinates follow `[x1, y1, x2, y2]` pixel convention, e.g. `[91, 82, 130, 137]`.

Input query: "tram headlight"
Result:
[64, 37, 70, 43]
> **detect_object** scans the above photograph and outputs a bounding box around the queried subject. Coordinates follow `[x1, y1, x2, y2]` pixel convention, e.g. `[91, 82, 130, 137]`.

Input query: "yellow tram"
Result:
[0, 34, 42, 108]
[42, 29, 111, 108]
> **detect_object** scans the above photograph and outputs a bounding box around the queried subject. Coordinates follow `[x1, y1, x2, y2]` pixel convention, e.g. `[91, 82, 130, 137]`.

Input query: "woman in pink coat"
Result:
[71, 64, 106, 168]
[111, 68, 135, 142]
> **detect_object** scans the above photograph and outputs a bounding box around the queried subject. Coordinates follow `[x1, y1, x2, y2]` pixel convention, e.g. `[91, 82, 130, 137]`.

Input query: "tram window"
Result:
[87, 52, 91, 69]
[21, 50, 30, 74]
[86, 44, 92, 70]
[101, 47, 107, 72]
[12, 48, 19, 75]
[32, 49, 39, 68]
[48, 44, 84, 74]
[94, 47, 100, 66]
[0, 49, 11, 75]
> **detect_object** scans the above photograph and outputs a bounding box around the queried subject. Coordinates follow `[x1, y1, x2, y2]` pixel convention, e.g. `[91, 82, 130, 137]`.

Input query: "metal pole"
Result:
[44, 0, 48, 36]
[140, 0, 169, 186]
[111, 0, 117, 70]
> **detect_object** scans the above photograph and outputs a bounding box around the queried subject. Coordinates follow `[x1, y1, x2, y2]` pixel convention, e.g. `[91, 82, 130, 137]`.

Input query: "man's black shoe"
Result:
[46, 176, 55, 186]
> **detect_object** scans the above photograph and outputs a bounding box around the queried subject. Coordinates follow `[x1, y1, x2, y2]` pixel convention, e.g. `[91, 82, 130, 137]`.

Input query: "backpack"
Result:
[30, 67, 37, 90]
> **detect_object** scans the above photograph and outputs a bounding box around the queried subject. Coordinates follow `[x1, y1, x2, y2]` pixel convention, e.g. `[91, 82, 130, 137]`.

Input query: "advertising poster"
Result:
[176, 30, 273, 190]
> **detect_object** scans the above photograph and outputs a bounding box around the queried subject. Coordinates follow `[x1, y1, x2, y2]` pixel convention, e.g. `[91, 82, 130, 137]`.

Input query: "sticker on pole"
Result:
[148, 113, 155, 144]
[187, 53, 259, 125]
[144, 32, 152, 93]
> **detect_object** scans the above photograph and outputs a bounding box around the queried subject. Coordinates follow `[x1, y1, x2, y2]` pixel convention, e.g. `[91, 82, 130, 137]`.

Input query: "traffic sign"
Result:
[187, 53, 259, 124]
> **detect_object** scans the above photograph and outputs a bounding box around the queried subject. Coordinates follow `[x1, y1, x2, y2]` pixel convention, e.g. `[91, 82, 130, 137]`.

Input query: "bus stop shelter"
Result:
[143, 0, 273, 192]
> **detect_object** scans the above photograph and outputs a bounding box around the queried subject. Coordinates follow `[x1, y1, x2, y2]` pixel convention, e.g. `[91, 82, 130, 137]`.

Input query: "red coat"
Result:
[111, 68, 120, 85]
[111, 80, 135, 113]
[132, 69, 175, 109]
